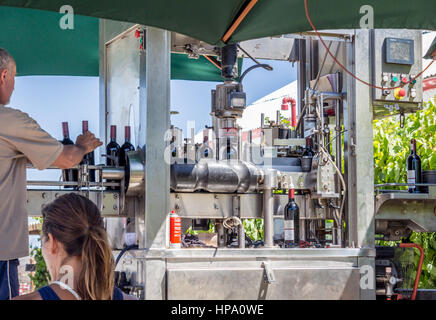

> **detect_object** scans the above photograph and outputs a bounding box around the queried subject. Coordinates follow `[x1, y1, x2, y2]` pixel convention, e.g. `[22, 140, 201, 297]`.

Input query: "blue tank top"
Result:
[38, 285, 124, 300]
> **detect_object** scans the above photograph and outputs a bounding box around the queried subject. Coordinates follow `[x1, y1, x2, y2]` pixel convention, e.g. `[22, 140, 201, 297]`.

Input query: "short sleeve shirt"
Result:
[0, 106, 63, 260]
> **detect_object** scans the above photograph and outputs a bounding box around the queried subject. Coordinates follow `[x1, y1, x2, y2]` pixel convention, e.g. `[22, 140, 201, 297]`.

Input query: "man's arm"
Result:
[52, 131, 103, 169]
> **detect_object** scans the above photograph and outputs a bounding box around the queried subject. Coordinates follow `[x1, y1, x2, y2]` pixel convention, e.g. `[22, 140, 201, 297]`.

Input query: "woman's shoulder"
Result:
[12, 290, 43, 300]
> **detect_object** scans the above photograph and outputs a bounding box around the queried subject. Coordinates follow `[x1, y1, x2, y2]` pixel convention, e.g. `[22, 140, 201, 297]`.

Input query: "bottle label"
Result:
[284, 220, 294, 241]
[407, 170, 416, 189]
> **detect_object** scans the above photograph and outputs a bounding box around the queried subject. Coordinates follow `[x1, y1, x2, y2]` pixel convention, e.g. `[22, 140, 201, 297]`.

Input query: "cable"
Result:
[239, 63, 273, 83]
[318, 145, 347, 224]
[223, 216, 242, 229]
[304, 0, 436, 90]
[115, 244, 139, 269]
[237, 44, 273, 71]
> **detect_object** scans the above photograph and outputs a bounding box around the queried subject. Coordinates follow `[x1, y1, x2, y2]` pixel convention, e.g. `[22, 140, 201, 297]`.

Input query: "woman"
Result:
[14, 193, 135, 300]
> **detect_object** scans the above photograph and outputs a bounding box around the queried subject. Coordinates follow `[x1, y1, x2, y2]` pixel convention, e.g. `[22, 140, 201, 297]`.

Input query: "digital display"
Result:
[385, 38, 414, 65]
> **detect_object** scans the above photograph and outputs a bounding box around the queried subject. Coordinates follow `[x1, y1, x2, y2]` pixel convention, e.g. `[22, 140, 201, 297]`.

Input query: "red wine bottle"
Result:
[60, 122, 78, 187]
[106, 125, 120, 190]
[106, 125, 120, 166]
[407, 139, 422, 193]
[80, 121, 96, 182]
[119, 126, 135, 167]
[283, 189, 300, 247]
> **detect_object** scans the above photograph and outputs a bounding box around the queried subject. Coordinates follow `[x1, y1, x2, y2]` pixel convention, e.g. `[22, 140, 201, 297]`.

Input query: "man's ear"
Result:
[0, 69, 7, 84]
[48, 233, 60, 255]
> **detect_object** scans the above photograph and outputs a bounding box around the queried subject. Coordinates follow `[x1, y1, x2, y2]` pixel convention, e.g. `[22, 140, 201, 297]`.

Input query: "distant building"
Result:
[238, 80, 298, 131]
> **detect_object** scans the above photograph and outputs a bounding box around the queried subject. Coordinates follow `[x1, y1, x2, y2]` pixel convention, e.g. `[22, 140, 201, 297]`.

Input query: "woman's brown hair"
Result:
[41, 193, 115, 300]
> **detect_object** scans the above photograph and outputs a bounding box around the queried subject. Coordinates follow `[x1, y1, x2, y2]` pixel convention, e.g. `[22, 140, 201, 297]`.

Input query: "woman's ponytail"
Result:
[77, 226, 115, 300]
[42, 193, 115, 300]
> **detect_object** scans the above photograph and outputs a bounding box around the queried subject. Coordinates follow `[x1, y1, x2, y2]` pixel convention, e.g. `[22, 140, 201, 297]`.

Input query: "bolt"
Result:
[55, 193, 59, 198]
[113, 205, 118, 210]
[42, 192, 46, 199]
[113, 193, 118, 199]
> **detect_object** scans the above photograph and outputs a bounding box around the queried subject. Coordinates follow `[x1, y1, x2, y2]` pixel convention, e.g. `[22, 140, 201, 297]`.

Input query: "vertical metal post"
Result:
[143, 27, 171, 249]
[141, 27, 171, 300]
[344, 29, 375, 300]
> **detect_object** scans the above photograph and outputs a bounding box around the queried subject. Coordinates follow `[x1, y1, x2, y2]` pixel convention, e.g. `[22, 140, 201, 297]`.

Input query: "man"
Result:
[0, 48, 103, 299]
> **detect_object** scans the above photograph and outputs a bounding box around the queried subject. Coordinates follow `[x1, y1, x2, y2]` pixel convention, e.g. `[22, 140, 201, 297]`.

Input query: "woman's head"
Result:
[41, 193, 114, 300]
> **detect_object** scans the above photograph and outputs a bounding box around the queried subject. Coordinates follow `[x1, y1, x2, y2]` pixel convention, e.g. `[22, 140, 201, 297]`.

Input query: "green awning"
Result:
[1, 0, 436, 45]
[0, 6, 237, 80]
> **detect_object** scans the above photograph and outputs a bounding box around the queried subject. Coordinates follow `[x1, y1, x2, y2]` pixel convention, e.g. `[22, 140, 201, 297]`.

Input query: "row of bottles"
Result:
[60, 122, 135, 189]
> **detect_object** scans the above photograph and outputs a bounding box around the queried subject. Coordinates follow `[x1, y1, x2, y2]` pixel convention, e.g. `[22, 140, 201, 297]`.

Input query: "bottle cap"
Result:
[125, 126, 131, 141]
[110, 125, 116, 139]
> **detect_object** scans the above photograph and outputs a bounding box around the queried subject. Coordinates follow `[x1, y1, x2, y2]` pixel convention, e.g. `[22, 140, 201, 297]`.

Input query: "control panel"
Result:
[371, 30, 423, 118]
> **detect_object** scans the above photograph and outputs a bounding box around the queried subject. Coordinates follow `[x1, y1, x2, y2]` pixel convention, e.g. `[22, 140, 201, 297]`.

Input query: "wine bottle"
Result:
[303, 137, 314, 158]
[60, 122, 78, 187]
[80, 121, 96, 182]
[106, 125, 120, 166]
[283, 189, 300, 247]
[119, 126, 135, 167]
[301, 137, 314, 172]
[407, 139, 422, 193]
[106, 125, 120, 190]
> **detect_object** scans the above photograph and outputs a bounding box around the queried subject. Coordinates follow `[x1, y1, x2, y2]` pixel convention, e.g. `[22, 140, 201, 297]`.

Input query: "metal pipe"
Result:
[101, 167, 125, 180]
[216, 221, 226, 247]
[27, 181, 120, 187]
[238, 222, 245, 248]
[263, 189, 274, 248]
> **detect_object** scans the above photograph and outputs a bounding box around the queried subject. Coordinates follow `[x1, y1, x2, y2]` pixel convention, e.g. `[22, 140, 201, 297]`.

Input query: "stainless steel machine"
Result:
[26, 23, 436, 300]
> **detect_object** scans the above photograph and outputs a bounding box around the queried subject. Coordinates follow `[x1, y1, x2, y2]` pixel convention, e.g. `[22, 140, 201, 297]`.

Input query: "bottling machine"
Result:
[26, 22, 436, 300]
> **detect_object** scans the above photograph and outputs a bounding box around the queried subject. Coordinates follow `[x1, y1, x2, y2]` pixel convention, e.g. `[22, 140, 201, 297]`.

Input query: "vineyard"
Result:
[374, 97, 436, 288]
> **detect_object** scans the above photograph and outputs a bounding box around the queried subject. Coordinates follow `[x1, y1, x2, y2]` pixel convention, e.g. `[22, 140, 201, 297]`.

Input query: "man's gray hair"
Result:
[0, 48, 14, 71]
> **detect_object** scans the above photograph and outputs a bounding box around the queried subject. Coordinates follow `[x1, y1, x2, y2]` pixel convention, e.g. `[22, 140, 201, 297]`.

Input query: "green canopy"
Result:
[1, 0, 435, 45]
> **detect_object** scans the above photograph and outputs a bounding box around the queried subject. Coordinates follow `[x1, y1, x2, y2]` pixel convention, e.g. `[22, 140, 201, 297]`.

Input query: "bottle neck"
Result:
[62, 122, 69, 139]
[306, 137, 313, 150]
[110, 126, 117, 142]
[82, 121, 89, 134]
[288, 189, 295, 200]
[410, 140, 416, 154]
[125, 126, 131, 143]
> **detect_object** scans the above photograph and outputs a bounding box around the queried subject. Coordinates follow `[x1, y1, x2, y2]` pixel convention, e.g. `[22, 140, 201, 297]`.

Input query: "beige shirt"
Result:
[0, 106, 63, 260]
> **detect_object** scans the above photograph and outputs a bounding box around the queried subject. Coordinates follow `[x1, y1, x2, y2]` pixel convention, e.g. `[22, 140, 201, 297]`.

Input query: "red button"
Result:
[399, 89, 406, 97]
[402, 77, 408, 83]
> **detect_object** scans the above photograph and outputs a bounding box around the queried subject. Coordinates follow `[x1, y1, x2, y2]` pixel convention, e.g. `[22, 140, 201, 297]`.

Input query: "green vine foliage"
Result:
[373, 97, 436, 288]
[28, 238, 51, 289]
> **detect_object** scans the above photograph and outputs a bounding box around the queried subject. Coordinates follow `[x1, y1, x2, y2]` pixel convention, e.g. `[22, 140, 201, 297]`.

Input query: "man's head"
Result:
[0, 48, 16, 105]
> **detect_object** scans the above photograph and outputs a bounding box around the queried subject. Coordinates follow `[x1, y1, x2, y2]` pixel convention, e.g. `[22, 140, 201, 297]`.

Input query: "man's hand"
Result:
[75, 131, 103, 154]
[52, 131, 103, 169]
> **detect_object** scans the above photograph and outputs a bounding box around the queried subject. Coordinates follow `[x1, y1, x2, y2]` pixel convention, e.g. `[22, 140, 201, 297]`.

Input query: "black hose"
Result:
[239, 63, 273, 84]
[115, 244, 139, 268]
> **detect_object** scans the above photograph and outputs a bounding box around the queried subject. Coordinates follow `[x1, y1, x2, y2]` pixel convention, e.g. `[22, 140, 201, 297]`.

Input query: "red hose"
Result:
[399, 243, 424, 300]
[281, 97, 297, 128]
